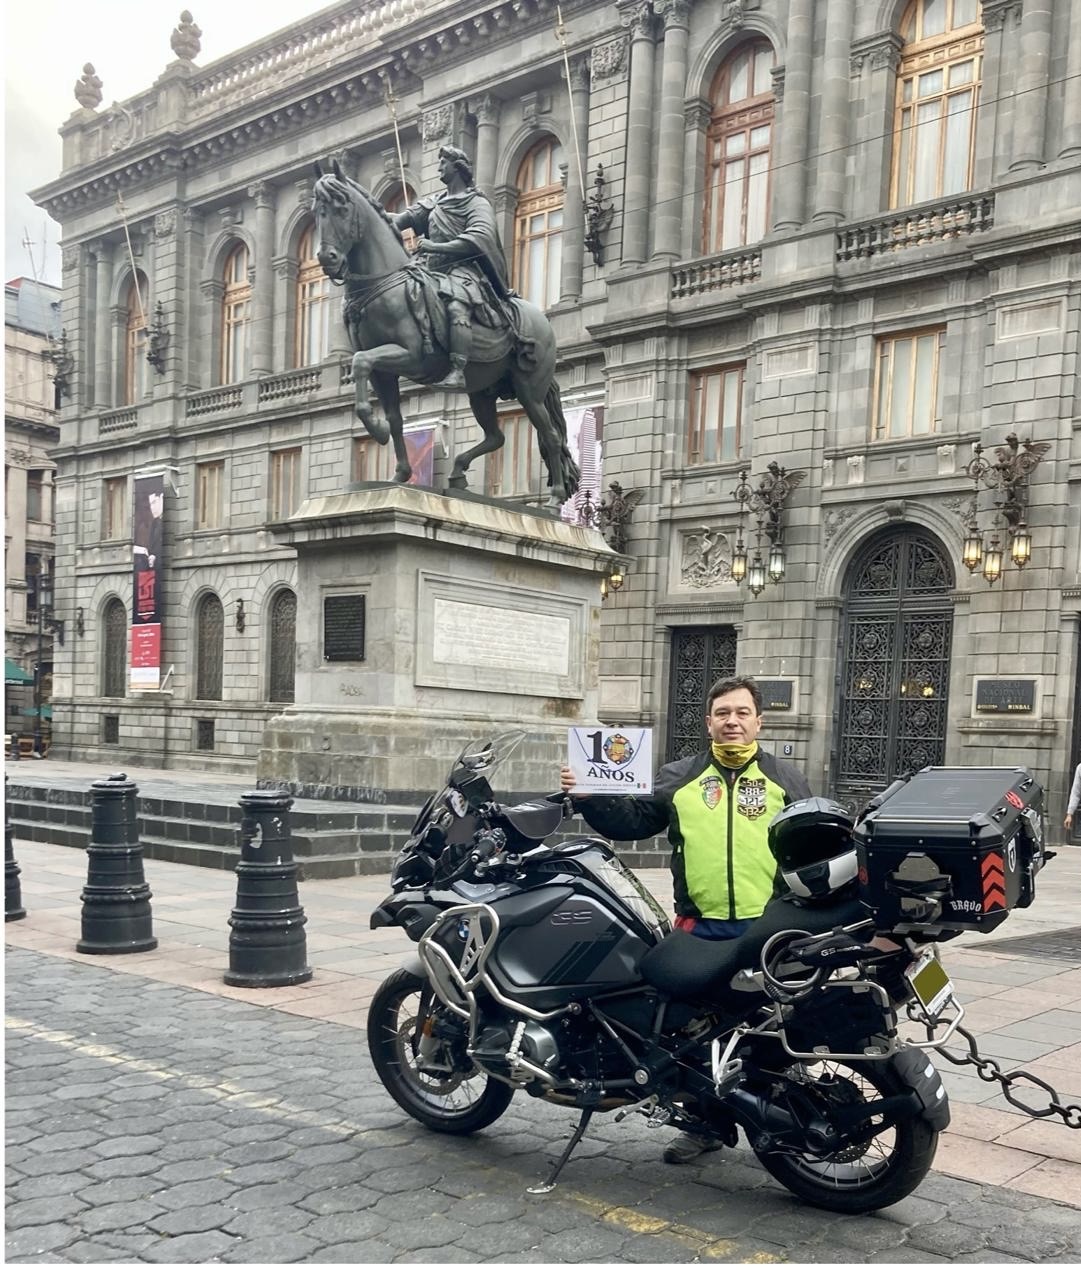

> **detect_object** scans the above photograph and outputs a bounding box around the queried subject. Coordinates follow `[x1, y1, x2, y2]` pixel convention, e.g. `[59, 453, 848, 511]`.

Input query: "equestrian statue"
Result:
[313, 148, 580, 505]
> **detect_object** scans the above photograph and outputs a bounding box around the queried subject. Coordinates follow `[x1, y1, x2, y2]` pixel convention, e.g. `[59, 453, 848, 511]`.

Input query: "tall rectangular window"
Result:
[195, 461, 224, 530]
[873, 329, 945, 440]
[687, 366, 744, 465]
[269, 448, 303, 520]
[102, 476, 127, 540]
[26, 470, 44, 522]
[221, 243, 251, 384]
[296, 224, 331, 367]
[484, 415, 536, 497]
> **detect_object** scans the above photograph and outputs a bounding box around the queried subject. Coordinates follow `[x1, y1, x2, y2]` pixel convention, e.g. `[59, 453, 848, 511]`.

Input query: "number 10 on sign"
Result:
[567, 727, 654, 795]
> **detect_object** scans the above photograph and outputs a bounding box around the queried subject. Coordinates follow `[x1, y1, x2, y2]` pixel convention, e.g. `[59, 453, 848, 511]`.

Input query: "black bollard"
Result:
[6, 778, 26, 922]
[77, 773, 157, 954]
[225, 790, 312, 987]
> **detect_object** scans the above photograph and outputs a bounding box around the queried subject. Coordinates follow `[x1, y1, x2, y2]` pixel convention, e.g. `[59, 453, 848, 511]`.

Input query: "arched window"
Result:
[513, 138, 564, 309]
[195, 592, 224, 701]
[268, 588, 297, 703]
[221, 244, 251, 384]
[123, 276, 148, 405]
[384, 183, 418, 253]
[891, 0, 983, 207]
[295, 223, 330, 368]
[101, 597, 127, 697]
[705, 41, 775, 253]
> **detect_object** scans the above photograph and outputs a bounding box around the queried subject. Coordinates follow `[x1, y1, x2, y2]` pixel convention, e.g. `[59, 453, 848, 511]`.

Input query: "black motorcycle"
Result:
[368, 732, 1043, 1214]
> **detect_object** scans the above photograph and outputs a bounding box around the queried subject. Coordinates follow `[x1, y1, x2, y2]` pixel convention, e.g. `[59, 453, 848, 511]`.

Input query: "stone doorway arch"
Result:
[831, 525, 955, 813]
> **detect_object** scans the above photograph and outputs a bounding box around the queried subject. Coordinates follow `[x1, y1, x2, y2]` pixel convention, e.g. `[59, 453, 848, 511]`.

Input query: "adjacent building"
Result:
[5, 277, 61, 752]
[31, 0, 1081, 828]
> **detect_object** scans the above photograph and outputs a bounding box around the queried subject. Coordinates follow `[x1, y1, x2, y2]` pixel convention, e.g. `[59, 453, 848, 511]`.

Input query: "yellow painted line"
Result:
[6, 1015, 782, 1262]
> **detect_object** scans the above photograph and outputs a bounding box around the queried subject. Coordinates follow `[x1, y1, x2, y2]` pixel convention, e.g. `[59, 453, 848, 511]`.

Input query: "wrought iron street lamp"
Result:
[730, 463, 804, 598]
[982, 536, 1003, 586]
[964, 435, 1049, 585]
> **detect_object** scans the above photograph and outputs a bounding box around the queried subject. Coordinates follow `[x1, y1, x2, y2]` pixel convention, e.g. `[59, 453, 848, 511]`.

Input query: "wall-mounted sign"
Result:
[323, 594, 366, 662]
[756, 679, 794, 712]
[974, 678, 1037, 714]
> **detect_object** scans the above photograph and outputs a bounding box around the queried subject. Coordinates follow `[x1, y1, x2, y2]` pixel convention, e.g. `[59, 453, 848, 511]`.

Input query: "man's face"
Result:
[148, 492, 164, 518]
[705, 688, 762, 745]
[438, 154, 454, 185]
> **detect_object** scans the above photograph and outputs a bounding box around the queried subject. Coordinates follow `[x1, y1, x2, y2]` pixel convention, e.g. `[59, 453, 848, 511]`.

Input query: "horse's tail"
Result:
[545, 381, 581, 499]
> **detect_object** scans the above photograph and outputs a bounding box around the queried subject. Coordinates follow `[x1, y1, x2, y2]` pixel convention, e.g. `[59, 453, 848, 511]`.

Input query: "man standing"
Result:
[391, 146, 512, 390]
[1065, 762, 1081, 837]
[560, 674, 812, 1162]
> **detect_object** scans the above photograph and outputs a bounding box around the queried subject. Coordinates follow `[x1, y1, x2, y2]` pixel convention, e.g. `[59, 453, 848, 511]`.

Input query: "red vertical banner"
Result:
[130, 473, 165, 692]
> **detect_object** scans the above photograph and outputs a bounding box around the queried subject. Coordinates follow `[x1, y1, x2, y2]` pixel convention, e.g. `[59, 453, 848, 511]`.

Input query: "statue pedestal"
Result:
[259, 485, 618, 804]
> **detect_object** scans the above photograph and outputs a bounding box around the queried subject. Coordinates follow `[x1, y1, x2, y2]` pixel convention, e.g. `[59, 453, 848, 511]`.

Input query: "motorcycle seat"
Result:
[637, 894, 869, 1007]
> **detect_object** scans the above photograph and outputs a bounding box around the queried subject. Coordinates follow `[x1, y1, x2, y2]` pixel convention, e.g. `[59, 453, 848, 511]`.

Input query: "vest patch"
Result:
[736, 777, 767, 820]
[700, 775, 723, 809]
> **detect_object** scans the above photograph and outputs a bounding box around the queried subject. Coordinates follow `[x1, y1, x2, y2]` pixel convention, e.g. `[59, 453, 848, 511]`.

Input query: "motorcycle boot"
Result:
[663, 1131, 725, 1164]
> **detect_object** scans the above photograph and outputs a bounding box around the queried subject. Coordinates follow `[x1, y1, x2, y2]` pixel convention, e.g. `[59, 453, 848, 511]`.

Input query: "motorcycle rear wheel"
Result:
[751, 1058, 937, 1214]
[368, 967, 514, 1135]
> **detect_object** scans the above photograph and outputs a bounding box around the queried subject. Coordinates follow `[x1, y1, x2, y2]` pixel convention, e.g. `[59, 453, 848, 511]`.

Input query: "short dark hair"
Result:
[706, 675, 762, 715]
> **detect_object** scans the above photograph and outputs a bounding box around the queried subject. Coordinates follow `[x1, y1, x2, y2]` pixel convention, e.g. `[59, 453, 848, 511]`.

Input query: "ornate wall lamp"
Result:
[583, 164, 615, 267]
[962, 434, 1049, 585]
[731, 463, 805, 598]
[146, 302, 170, 373]
[235, 599, 246, 634]
[42, 330, 74, 400]
[575, 488, 630, 600]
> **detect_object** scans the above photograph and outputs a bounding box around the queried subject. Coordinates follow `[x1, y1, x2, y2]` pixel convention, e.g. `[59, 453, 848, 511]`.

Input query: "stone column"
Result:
[1009, 0, 1053, 169]
[620, 1, 658, 265]
[976, 1, 1022, 186]
[651, 0, 692, 260]
[560, 58, 591, 300]
[812, 0, 854, 223]
[92, 241, 114, 407]
[473, 93, 501, 196]
[248, 181, 276, 376]
[772, 0, 814, 231]
[1060, 5, 1081, 156]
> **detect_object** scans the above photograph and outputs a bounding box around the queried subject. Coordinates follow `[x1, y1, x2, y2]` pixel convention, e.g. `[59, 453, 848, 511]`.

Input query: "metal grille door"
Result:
[102, 598, 127, 697]
[196, 594, 224, 701]
[666, 627, 737, 761]
[268, 589, 297, 703]
[833, 529, 953, 815]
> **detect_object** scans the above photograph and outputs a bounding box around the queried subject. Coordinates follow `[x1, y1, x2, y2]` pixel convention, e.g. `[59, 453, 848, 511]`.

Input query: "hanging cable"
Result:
[115, 192, 147, 327]
[554, 4, 588, 212]
[382, 71, 411, 207]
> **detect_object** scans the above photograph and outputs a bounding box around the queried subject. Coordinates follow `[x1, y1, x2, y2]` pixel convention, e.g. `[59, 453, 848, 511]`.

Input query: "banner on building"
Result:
[560, 406, 604, 525]
[129, 473, 165, 692]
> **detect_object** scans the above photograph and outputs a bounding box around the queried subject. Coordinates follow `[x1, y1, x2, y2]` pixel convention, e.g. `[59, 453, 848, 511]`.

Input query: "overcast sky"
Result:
[5, 0, 327, 286]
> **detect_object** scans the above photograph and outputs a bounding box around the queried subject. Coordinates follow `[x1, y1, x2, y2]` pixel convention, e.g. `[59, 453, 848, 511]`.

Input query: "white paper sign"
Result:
[567, 727, 654, 795]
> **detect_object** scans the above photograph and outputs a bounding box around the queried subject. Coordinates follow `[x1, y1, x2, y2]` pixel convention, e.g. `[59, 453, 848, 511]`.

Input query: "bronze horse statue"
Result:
[312, 162, 580, 505]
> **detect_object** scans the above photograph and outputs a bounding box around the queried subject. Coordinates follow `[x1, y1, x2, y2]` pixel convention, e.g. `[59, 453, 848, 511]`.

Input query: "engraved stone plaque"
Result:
[433, 598, 570, 676]
[323, 594, 365, 662]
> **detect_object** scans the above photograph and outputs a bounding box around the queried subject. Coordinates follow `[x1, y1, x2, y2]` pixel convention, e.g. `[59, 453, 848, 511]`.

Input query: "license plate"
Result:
[906, 953, 954, 1018]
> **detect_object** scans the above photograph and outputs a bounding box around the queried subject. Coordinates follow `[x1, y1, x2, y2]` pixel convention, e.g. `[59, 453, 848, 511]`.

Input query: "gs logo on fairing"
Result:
[700, 775, 723, 810]
[603, 733, 635, 766]
[737, 777, 768, 821]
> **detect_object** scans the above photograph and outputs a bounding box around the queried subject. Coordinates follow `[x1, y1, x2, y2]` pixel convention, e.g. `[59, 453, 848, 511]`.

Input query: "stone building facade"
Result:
[5, 278, 61, 749]
[32, 0, 1081, 826]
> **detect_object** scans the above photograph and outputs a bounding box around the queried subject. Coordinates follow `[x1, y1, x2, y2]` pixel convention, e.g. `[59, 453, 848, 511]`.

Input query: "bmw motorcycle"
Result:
[367, 732, 1041, 1214]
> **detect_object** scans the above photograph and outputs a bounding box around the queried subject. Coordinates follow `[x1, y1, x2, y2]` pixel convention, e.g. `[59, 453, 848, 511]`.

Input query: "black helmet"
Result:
[768, 797, 857, 900]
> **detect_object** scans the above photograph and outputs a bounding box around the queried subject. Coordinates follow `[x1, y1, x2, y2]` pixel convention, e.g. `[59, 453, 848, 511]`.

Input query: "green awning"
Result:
[19, 705, 52, 719]
[5, 658, 32, 685]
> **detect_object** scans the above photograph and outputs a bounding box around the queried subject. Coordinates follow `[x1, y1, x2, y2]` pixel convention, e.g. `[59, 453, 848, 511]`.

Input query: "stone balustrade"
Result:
[836, 194, 995, 262]
[185, 386, 243, 418]
[671, 249, 762, 299]
[99, 407, 138, 434]
[257, 369, 322, 404]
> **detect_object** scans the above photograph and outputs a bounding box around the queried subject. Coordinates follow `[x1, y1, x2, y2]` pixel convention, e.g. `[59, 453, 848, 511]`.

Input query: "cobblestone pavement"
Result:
[7, 948, 1081, 1265]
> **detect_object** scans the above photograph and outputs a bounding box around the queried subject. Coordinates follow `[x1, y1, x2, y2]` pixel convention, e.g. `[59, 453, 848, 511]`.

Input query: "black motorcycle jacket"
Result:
[572, 747, 812, 921]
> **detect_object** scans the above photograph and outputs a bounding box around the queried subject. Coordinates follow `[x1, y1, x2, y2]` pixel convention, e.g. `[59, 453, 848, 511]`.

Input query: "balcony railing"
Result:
[186, 386, 243, 418]
[672, 249, 762, 299]
[257, 369, 322, 404]
[99, 408, 137, 434]
[836, 194, 995, 262]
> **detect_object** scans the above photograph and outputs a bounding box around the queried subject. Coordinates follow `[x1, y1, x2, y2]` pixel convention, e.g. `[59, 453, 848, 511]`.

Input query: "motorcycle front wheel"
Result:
[367, 967, 514, 1135]
[751, 1058, 937, 1214]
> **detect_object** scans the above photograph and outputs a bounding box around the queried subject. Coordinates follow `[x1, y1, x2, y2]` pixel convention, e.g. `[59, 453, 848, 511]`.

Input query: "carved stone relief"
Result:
[679, 526, 732, 589]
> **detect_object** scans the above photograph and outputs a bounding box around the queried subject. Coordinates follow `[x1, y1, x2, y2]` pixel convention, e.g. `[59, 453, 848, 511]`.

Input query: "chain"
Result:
[921, 1015, 1081, 1129]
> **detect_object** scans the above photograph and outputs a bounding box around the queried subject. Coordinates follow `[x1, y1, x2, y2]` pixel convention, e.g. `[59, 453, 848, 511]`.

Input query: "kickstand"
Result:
[526, 1108, 594, 1195]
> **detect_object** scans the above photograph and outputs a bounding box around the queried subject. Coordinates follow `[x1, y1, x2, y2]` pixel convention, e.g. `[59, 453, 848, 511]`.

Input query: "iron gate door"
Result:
[832, 528, 954, 815]
[666, 627, 737, 761]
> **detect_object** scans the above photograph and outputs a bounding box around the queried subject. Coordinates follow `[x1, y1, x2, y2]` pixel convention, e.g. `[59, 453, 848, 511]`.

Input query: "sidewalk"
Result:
[6, 834, 1081, 1209]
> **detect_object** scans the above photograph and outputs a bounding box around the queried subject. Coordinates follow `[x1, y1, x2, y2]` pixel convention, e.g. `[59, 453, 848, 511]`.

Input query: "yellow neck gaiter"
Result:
[711, 740, 759, 770]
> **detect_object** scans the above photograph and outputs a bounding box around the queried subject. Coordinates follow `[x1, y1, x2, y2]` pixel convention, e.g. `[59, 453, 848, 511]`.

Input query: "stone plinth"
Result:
[259, 484, 619, 803]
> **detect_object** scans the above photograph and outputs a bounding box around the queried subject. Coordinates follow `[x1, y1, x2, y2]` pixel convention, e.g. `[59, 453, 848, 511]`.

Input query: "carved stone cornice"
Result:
[849, 31, 904, 75]
[592, 35, 629, 81]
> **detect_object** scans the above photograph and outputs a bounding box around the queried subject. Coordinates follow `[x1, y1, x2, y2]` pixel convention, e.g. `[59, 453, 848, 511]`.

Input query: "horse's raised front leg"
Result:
[351, 342, 418, 446]
[370, 370, 411, 484]
[449, 392, 504, 492]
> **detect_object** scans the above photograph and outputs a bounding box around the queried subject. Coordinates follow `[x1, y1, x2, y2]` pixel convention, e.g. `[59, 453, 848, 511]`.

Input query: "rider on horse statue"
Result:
[391, 146, 514, 390]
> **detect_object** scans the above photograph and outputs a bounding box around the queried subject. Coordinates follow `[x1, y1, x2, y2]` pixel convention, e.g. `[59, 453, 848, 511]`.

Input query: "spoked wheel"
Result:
[752, 1058, 937, 1213]
[367, 967, 513, 1135]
